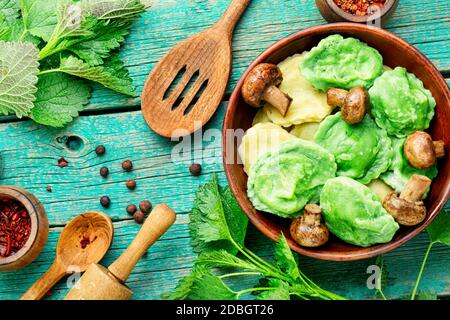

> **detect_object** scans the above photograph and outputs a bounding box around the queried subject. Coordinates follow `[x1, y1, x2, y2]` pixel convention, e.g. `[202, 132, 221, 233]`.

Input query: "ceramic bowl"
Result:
[223, 23, 450, 261]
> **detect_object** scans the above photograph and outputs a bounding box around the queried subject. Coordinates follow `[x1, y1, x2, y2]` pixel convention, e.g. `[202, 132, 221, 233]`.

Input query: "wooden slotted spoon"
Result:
[141, 0, 250, 138]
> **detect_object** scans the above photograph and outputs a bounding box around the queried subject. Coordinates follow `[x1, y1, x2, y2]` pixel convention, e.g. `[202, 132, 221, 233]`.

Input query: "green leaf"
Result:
[190, 175, 248, 256]
[427, 210, 450, 245]
[0, 41, 39, 117]
[256, 279, 291, 300]
[0, 17, 41, 44]
[162, 265, 237, 300]
[30, 73, 90, 127]
[273, 233, 300, 281]
[0, 0, 19, 23]
[19, 0, 59, 41]
[68, 19, 132, 66]
[58, 55, 135, 96]
[414, 290, 438, 300]
[196, 250, 258, 271]
[80, 0, 145, 20]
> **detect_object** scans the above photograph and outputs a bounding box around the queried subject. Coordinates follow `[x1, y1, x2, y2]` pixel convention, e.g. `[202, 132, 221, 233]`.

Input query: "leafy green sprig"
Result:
[0, 0, 145, 127]
[163, 176, 346, 300]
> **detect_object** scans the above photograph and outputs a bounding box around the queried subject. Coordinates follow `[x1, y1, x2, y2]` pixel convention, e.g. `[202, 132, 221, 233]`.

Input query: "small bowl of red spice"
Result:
[0, 186, 49, 272]
[315, 0, 399, 24]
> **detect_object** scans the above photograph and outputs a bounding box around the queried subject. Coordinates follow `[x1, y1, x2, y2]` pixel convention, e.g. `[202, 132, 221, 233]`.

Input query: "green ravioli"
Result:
[315, 113, 392, 184]
[320, 177, 399, 247]
[247, 139, 336, 218]
[369, 67, 436, 137]
[300, 34, 383, 91]
[380, 137, 438, 193]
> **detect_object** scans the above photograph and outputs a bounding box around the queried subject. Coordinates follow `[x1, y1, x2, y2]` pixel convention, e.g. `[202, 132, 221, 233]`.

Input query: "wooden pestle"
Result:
[64, 203, 176, 300]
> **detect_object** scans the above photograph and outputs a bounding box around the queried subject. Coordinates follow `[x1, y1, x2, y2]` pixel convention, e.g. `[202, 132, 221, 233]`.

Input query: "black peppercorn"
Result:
[139, 200, 152, 213]
[126, 204, 137, 215]
[133, 210, 145, 224]
[46, 186, 52, 193]
[100, 166, 109, 177]
[126, 179, 137, 190]
[122, 160, 133, 172]
[95, 145, 106, 155]
[100, 196, 111, 208]
[189, 163, 202, 176]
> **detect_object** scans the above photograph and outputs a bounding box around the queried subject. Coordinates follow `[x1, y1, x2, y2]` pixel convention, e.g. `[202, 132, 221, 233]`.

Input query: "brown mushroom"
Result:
[404, 131, 445, 170]
[241, 63, 292, 117]
[326, 87, 369, 124]
[290, 204, 329, 247]
[383, 174, 431, 226]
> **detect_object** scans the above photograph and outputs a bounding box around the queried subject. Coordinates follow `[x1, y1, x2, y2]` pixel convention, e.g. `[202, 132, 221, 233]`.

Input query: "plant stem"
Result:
[378, 289, 387, 300]
[219, 272, 261, 279]
[37, 69, 61, 76]
[411, 241, 434, 300]
[235, 287, 276, 299]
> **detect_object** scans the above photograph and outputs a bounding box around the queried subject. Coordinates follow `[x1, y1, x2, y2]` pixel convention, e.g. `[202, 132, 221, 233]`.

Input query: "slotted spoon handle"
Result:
[216, 0, 251, 35]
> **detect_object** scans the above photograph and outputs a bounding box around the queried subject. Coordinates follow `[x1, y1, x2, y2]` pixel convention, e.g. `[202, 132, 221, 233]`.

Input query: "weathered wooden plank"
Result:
[84, 0, 450, 111]
[0, 220, 448, 300]
[0, 106, 449, 299]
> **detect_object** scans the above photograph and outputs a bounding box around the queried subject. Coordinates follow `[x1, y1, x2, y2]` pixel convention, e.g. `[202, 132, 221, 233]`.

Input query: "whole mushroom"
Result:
[383, 174, 431, 226]
[404, 131, 445, 170]
[290, 204, 329, 247]
[241, 63, 292, 117]
[326, 87, 369, 124]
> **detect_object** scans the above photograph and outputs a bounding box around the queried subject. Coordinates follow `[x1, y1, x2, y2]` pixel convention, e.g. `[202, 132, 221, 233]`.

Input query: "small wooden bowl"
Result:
[223, 23, 450, 261]
[0, 186, 49, 271]
[315, 0, 399, 25]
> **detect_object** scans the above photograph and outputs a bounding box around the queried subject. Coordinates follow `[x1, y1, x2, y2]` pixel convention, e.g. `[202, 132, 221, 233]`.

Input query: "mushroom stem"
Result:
[326, 88, 348, 108]
[303, 204, 322, 225]
[262, 85, 292, 117]
[433, 140, 445, 158]
[400, 174, 432, 202]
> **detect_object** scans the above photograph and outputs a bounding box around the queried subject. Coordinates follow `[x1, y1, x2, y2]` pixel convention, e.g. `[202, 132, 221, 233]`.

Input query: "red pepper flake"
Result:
[46, 186, 52, 193]
[333, 0, 386, 16]
[80, 233, 97, 249]
[0, 200, 31, 258]
[58, 158, 68, 168]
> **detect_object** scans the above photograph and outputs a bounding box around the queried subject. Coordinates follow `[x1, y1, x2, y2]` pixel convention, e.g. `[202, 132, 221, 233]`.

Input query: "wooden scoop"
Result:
[141, 0, 250, 138]
[64, 204, 176, 300]
[20, 212, 113, 300]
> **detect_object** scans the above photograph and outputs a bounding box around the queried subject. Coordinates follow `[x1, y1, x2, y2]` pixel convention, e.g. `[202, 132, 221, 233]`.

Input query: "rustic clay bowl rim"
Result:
[223, 23, 450, 261]
[320, 0, 399, 23]
[0, 186, 40, 266]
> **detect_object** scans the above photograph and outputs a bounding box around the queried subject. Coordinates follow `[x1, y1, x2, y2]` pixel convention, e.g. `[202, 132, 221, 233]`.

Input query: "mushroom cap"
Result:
[383, 192, 426, 226]
[242, 63, 283, 108]
[290, 211, 329, 248]
[341, 87, 368, 124]
[404, 131, 436, 169]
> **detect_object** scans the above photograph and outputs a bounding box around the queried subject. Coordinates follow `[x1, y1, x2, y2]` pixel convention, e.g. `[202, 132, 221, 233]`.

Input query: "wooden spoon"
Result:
[20, 212, 113, 300]
[141, 0, 250, 138]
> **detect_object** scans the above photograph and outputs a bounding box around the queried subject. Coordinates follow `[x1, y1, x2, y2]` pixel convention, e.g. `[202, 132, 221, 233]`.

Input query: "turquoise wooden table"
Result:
[0, 0, 449, 300]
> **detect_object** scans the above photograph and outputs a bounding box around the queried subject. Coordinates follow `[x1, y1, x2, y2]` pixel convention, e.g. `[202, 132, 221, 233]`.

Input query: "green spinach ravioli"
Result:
[300, 35, 383, 91]
[247, 139, 336, 218]
[369, 67, 436, 137]
[315, 113, 392, 184]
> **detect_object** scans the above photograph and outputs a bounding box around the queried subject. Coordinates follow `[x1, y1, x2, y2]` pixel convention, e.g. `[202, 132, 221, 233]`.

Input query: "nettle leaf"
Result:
[414, 290, 438, 300]
[1, 18, 41, 44]
[0, 0, 19, 23]
[80, 0, 145, 20]
[162, 265, 237, 300]
[30, 73, 90, 127]
[19, 0, 59, 41]
[274, 233, 300, 281]
[0, 41, 39, 118]
[190, 175, 248, 255]
[59, 55, 135, 96]
[256, 279, 291, 300]
[196, 250, 257, 271]
[427, 210, 450, 246]
[69, 20, 132, 66]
